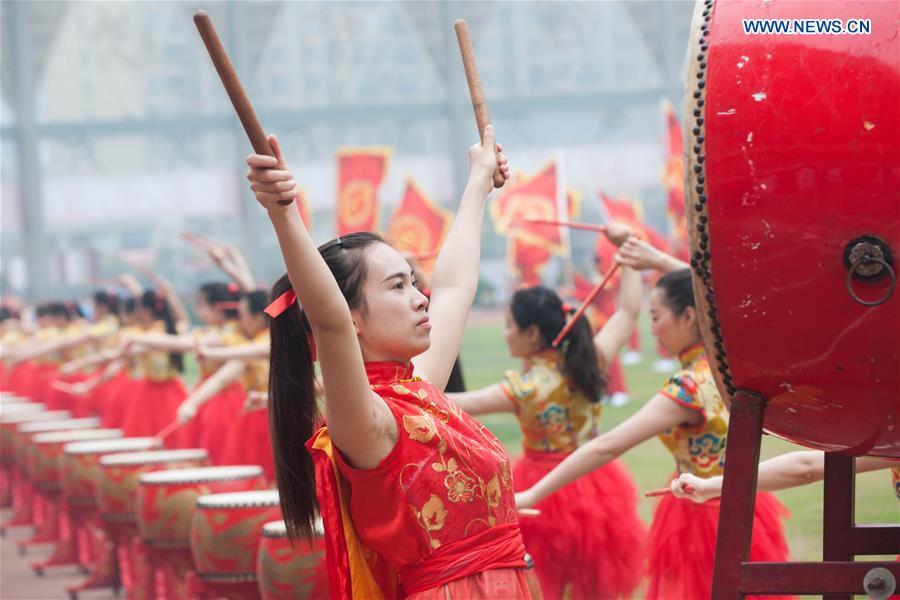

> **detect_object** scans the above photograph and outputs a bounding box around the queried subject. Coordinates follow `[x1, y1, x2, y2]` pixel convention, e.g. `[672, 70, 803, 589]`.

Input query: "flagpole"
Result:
[555, 149, 573, 292]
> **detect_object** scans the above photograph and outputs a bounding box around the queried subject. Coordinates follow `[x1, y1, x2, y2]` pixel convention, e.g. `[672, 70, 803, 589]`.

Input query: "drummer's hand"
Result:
[669, 473, 718, 503]
[615, 236, 664, 271]
[514, 489, 538, 510]
[246, 135, 298, 212]
[468, 126, 509, 195]
[60, 362, 78, 376]
[176, 401, 198, 424]
[603, 221, 633, 247]
[243, 390, 268, 411]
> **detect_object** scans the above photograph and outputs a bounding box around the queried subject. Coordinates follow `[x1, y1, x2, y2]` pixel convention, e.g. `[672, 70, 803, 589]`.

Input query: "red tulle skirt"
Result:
[220, 405, 273, 480]
[120, 378, 187, 438]
[99, 370, 135, 428]
[513, 450, 646, 599]
[5, 360, 38, 398]
[645, 490, 792, 600]
[34, 364, 63, 408]
[182, 381, 245, 463]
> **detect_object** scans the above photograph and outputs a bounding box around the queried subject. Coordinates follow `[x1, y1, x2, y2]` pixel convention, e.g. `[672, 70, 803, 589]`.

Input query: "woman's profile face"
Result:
[195, 293, 219, 326]
[649, 287, 697, 357]
[352, 243, 431, 363]
[503, 310, 539, 359]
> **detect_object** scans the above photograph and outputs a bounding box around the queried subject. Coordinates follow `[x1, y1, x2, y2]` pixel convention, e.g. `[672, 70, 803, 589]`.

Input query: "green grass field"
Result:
[459, 312, 898, 565]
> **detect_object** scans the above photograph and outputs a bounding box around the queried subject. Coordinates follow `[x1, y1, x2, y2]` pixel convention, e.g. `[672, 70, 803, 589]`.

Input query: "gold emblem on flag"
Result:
[339, 179, 375, 228]
[389, 215, 433, 254]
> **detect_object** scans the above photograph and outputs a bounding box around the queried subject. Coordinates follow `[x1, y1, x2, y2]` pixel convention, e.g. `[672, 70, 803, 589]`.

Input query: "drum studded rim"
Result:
[138, 465, 262, 485]
[100, 448, 208, 466]
[33, 429, 122, 444]
[2, 411, 72, 425]
[261, 518, 325, 537]
[195, 489, 279, 508]
[64, 437, 161, 455]
[197, 572, 257, 583]
[685, 0, 737, 396]
[17, 418, 101, 433]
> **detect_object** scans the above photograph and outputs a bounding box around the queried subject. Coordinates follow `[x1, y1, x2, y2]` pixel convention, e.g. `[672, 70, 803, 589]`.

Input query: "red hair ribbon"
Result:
[227, 283, 240, 294]
[264, 288, 296, 318]
[561, 302, 573, 315]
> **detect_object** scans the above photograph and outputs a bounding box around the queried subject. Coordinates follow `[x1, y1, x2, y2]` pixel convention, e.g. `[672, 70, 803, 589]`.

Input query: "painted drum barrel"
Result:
[136, 466, 266, 549]
[29, 429, 122, 492]
[96, 449, 209, 525]
[256, 519, 328, 600]
[16, 418, 101, 474]
[685, 0, 899, 457]
[1, 410, 70, 464]
[190, 490, 281, 599]
[62, 437, 161, 507]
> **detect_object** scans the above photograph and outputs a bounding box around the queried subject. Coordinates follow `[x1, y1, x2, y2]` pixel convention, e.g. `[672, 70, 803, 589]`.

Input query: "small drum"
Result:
[96, 449, 209, 525]
[1, 410, 71, 464]
[256, 519, 328, 600]
[686, 0, 898, 456]
[0, 392, 26, 403]
[29, 429, 122, 492]
[136, 466, 267, 549]
[62, 437, 161, 507]
[191, 490, 281, 598]
[16, 418, 102, 475]
[1, 402, 45, 415]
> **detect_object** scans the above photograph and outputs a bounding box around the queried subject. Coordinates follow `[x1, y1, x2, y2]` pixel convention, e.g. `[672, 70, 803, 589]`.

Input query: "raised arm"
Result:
[592, 224, 642, 367]
[412, 126, 508, 389]
[247, 134, 391, 468]
[176, 359, 246, 422]
[198, 341, 268, 361]
[447, 384, 516, 416]
[516, 393, 701, 508]
[616, 237, 689, 273]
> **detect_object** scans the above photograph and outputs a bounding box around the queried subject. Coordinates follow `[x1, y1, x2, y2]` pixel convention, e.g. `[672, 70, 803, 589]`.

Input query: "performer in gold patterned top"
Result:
[448, 223, 645, 599]
[516, 268, 793, 600]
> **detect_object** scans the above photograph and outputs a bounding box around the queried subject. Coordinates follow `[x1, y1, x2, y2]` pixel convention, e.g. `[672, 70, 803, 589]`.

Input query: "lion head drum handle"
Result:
[455, 19, 505, 190]
[843, 236, 895, 307]
[193, 10, 293, 206]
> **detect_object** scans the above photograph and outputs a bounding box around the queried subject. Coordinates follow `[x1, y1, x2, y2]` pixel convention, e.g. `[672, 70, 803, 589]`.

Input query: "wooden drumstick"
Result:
[521, 218, 608, 234]
[645, 484, 696, 497]
[454, 19, 505, 189]
[154, 419, 182, 443]
[193, 10, 293, 206]
[551, 263, 620, 348]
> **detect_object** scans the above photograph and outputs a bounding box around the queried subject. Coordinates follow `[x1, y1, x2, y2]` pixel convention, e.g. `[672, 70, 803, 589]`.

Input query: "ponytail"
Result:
[510, 286, 606, 402]
[267, 231, 384, 542]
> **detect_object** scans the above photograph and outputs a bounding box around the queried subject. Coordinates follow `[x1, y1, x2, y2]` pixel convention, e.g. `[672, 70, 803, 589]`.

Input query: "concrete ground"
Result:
[1, 509, 116, 600]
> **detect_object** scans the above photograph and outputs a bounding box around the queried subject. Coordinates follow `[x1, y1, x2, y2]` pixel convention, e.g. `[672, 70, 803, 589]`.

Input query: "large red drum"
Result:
[685, 0, 899, 457]
[62, 437, 161, 507]
[95, 449, 209, 526]
[190, 490, 281, 599]
[29, 429, 122, 492]
[256, 519, 328, 600]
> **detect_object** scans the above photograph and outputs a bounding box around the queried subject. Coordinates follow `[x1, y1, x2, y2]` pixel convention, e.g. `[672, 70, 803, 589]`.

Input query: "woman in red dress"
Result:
[516, 268, 793, 600]
[447, 224, 646, 599]
[247, 128, 534, 598]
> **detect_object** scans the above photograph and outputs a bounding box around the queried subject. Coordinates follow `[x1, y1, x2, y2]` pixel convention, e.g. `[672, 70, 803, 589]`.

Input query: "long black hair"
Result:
[510, 286, 605, 402]
[268, 232, 384, 542]
[199, 282, 241, 320]
[655, 269, 695, 316]
[93, 290, 120, 320]
[140, 289, 183, 372]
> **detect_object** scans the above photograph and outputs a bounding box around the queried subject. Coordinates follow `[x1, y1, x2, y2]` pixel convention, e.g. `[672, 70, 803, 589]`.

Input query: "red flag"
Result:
[662, 101, 689, 262]
[335, 147, 391, 236]
[386, 179, 452, 277]
[492, 161, 566, 254]
[509, 237, 552, 288]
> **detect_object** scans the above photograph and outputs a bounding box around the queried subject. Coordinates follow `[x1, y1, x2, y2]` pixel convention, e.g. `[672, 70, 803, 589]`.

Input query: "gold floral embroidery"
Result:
[403, 413, 437, 443]
[445, 470, 476, 503]
[417, 494, 448, 549]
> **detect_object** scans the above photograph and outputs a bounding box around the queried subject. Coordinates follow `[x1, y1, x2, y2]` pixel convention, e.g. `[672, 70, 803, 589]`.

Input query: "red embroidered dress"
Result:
[308, 361, 530, 599]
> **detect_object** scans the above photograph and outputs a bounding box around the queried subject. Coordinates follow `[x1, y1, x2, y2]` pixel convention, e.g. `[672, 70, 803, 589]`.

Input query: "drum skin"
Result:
[136, 466, 266, 546]
[190, 491, 282, 587]
[256, 520, 328, 600]
[29, 429, 122, 492]
[686, 1, 899, 457]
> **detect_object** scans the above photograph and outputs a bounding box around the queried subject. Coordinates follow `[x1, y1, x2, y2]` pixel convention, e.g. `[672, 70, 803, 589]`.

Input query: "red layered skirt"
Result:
[182, 381, 245, 463]
[120, 377, 187, 439]
[645, 490, 792, 600]
[220, 403, 273, 480]
[513, 450, 646, 599]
